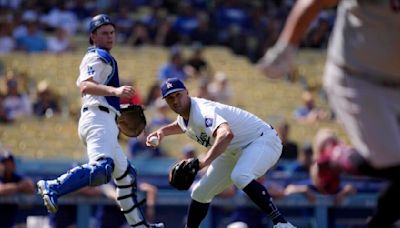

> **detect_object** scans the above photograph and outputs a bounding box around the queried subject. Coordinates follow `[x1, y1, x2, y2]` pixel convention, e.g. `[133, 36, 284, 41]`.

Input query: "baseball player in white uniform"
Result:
[146, 78, 295, 228]
[257, 0, 400, 227]
[36, 14, 163, 228]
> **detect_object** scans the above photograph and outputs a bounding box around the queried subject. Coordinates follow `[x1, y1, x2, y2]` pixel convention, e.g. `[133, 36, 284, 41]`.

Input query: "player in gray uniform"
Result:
[36, 14, 163, 228]
[146, 78, 295, 228]
[257, 0, 400, 227]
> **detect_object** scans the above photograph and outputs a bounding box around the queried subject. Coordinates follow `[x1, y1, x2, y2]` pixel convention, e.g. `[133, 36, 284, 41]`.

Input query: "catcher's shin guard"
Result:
[37, 157, 114, 213]
[115, 163, 164, 228]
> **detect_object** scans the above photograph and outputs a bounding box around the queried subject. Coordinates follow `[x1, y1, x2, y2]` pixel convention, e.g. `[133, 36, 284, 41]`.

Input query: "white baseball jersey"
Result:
[176, 97, 274, 151]
[76, 48, 127, 178]
[175, 97, 282, 203]
[77, 49, 120, 115]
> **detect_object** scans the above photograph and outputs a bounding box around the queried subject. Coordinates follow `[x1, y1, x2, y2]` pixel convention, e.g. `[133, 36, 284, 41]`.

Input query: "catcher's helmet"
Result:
[89, 14, 115, 33]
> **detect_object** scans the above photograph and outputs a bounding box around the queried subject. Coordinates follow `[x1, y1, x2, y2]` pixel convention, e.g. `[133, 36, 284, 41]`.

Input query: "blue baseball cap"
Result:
[89, 14, 114, 33]
[161, 78, 187, 98]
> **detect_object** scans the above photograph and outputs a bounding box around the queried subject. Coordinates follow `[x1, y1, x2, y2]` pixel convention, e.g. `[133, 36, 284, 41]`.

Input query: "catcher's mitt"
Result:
[117, 105, 147, 137]
[169, 158, 200, 190]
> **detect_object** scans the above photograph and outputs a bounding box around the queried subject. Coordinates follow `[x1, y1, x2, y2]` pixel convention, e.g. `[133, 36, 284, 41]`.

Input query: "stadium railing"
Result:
[3, 157, 380, 228]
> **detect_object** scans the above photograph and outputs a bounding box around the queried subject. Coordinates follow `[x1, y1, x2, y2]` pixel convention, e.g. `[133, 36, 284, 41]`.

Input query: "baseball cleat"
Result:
[37, 180, 58, 213]
[273, 222, 297, 228]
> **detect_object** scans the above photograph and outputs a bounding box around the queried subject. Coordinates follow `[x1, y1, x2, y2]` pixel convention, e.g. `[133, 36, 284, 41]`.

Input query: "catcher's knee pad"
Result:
[230, 170, 254, 189]
[88, 157, 114, 186]
[115, 163, 149, 227]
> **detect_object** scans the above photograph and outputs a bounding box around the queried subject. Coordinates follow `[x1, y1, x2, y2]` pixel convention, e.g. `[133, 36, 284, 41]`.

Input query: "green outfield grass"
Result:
[0, 46, 348, 160]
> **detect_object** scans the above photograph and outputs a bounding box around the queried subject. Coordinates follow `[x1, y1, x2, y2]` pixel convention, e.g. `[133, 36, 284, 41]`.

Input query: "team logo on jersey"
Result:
[205, 118, 213, 127]
[87, 66, 95, 76]
[196, 132, 211, 147]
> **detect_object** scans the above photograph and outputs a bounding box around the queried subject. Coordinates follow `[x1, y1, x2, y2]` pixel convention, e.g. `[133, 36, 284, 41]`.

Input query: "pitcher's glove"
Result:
[169, 158, 200, 190]
[117, 105, 147, 137]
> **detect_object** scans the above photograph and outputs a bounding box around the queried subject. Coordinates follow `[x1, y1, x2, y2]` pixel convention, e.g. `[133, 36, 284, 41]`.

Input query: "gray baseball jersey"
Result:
[328, 0, 400, 83]
[324, 0, 400, 168]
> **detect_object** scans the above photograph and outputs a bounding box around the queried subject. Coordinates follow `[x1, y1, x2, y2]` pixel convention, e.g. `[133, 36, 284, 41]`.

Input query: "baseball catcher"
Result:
[169, 158, 200, 190]
[117, 104, 147, 137]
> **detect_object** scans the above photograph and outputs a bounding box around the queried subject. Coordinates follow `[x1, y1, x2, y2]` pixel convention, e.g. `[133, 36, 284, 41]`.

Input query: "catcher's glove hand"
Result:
[117, 105, 147, 137]
[169, 158, 200, 190]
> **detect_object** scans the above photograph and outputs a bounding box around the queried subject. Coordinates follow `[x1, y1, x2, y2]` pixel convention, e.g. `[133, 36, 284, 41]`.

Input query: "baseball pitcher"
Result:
[147, 78, 295, 228]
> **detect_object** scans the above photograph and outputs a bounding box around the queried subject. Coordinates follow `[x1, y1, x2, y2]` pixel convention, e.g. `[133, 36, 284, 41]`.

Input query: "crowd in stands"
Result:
[0, 70, 62, 124]
[0, 0, 336, 61]
[0, 1, 386, 227]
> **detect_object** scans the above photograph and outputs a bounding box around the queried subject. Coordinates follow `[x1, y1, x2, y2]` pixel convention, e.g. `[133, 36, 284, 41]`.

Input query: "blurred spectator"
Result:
[185, 42, 212, 79]
[172, 2, 199, 44]
[0, 150, 35, 228]
[244, 2, 269, 63]
[302, 14, 331, 49]
[260, 14, 282, 52]
[0, 0, 22, 9]
[291, 143, 313, 175]
[192, 78, 215, 101]
[69, 0, 92, 21]
[214, 0, 249, 48]
[128, 22, 151, 47]
[192, 12, 215, 45]
[2, 1, 335, 63]
[284, 128, 357, 205]
[114, 8, 135, 43]
[149, 97, 173, 131]
[16, 20, 47, 53]
[276, 121, 298, 160]
[0, 21, 16, 54]
[154, 16, 179, 46]
[3, 76, 32, 121]
[0, 93, 11, 123]
[140, 5, 166, 43]
[41, 1, 78, 36]
[208, 71, 234, 105]
[158, 46, 188, 82]
[284, 179, 356, 206]
[11, 11, 28, 40]
[144, 82, 161, 108]
[294, 90, 330, 123]
[33, 80, 60, 118]
[128, 128, 164, 159]
[46, 27, 73, 53]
